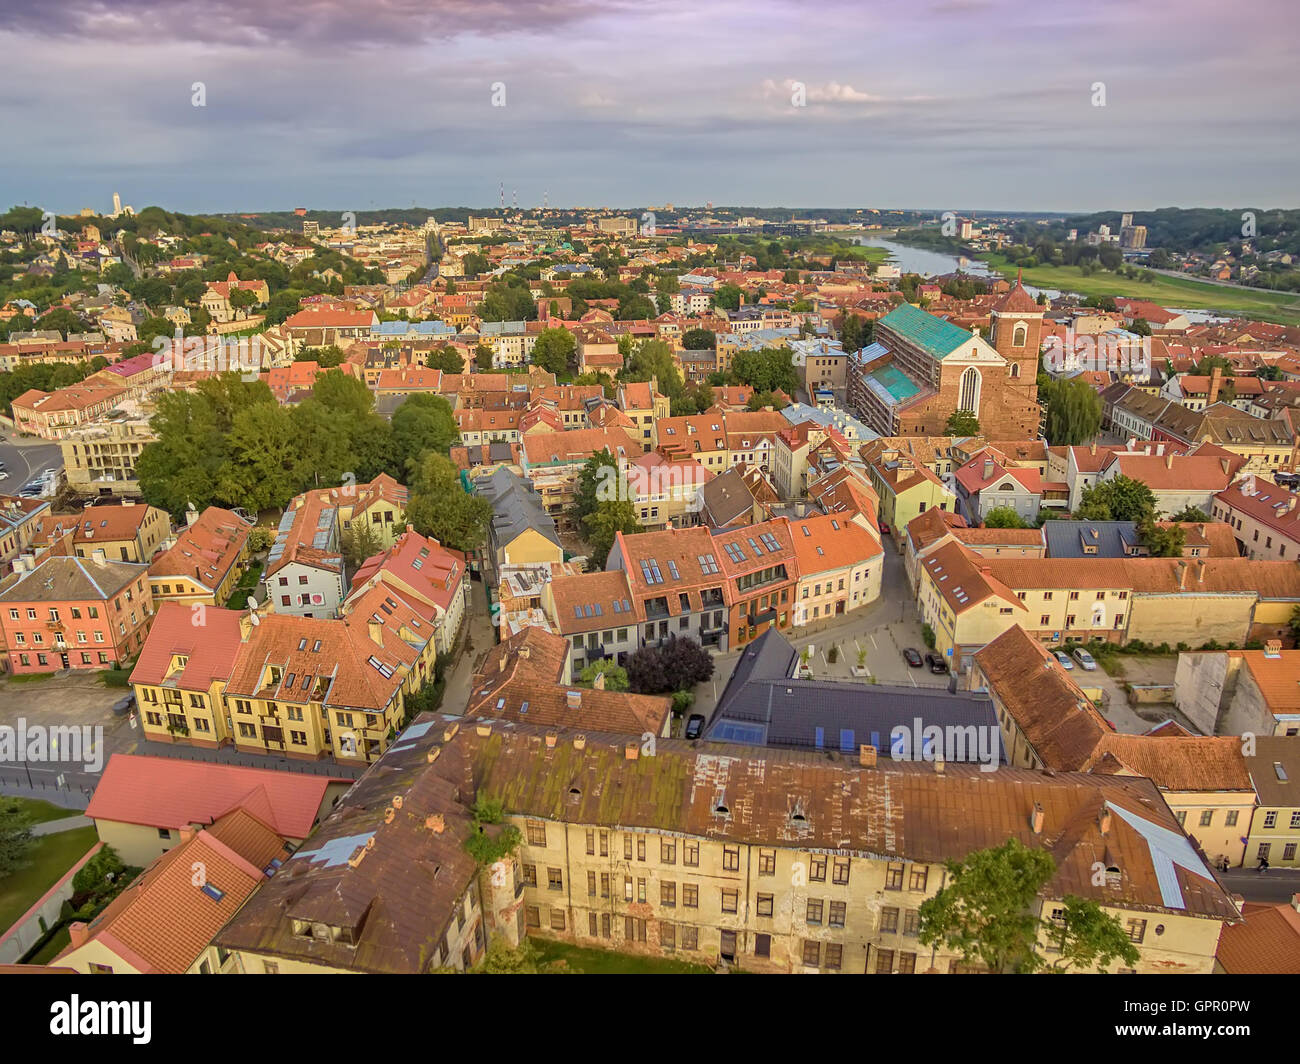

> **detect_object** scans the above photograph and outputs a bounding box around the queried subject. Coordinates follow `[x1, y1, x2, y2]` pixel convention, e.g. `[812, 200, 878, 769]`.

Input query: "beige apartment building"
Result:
[216, 717, 1239, 975]
[60, 417, 157, 495]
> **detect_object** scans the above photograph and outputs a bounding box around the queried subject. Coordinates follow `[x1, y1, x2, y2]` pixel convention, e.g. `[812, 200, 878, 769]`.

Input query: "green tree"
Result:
[340, 517, 384, 571]
[1042, 895, 1142, 973]
[475, 344, 494, 371]
[405, 453, 492, 552]
[1169, 505, 1212, 523]
[1076, 474, 1156, 523]
[574, 449, 621, 526]
[745, 390, 788, 412]
[681, 328, 716, 351]
[297, 344, 346, 368]
[918, 838, 1056, 973]
[621, 339, 683, 399]
[0, 801, 34, 877]
[1137, 516, 1185, 557]
[583, 499, 640, 570]
[391, 393, 458, 474]
[1040, 377, 1103, 445]
[579, 658, 630, 691]
[945, 409, 981, 436]
[712, 284, 743, 310]
[530, 327, 577, 375]
[730, 347, 799, 395]
[984, 506, 1029, 529]
[425, 346, 465, 373]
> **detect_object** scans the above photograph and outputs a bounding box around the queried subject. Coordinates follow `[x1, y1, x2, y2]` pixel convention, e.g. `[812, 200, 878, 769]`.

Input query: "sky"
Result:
[1, 0, 1296, 216]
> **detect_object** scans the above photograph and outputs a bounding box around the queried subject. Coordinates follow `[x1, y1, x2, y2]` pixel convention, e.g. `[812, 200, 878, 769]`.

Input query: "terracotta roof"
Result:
[992, 278, 1041, 316]
[548, 569, 636, 635]
[66, 810, 289, 973]
[0, 555, 145, 603]
[86, 752, 344, 838]
[1216, 901, 1300, 973]
[789, 512, 882, 575]
[922, 539, 1024, 615]
[148, 507, 249, 589]
[521, 427, 643, 465]
[976, 626, 1253, 793]
[1237, 651, 1300, 717]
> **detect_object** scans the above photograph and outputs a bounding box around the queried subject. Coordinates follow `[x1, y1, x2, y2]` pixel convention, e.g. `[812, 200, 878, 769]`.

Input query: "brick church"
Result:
[846, 277, 1043, 438]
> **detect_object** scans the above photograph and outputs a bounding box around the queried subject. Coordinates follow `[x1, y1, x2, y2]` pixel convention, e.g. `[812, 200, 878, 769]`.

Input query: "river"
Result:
[852, 235, 1061, 299]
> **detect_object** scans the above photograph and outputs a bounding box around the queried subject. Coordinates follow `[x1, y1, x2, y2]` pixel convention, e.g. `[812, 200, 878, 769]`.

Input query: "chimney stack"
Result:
[426, 814, 445, 833]
[1030, 802, 1044, 834]
[592, 671, 606, 691]
[67, 922, 90, 949]
[1098, 807, 1112, 836]
[859, 744, 877, 768]
[566, 689, 581, 710]
[92, 548, 107, 566]
[1165, 452, 1174, 469]
[624, 740, 640, 760]
[983, 458, 993, 480]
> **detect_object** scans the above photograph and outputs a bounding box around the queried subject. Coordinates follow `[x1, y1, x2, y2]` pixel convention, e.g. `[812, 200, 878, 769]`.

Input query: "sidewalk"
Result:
[30, 815, 92, 836]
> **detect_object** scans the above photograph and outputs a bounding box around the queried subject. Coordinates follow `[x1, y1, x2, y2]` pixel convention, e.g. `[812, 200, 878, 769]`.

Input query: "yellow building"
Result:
[147, 506, 251, 608]
[973, 625, 1257, 868]
[216, 716, 1240, 974]
[868, 457, 956, 539]
[130, 599, 431, 766]
[1244, 736, 1300, 867]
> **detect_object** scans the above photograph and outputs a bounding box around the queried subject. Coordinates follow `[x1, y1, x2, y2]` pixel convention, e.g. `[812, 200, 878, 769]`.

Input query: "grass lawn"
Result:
[981, 253, 1300, 326]
[5, 673, 55, 684]
[25, 926, 71, 965]
[0, 826, 97, 932]
[2, 797, 78, 826]
[224, 566, 262, 609]
[532, 937, 712, 974]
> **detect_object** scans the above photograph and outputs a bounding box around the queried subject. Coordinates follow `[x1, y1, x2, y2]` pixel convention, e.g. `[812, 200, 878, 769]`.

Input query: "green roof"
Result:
[877, 302, 976, 361]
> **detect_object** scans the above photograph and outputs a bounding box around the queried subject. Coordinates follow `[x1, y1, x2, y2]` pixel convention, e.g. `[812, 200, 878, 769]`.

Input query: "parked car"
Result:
[879, 522, 891, 536]
[111, 693, 136, 716]
[924, 652, 948, 674]
[684, 714, 706, 740]
[0, 471, 8, 481]
[1054, 650, 1074, 670]
[1073, 647, 1098, 671]
[902, 647, 924, 668]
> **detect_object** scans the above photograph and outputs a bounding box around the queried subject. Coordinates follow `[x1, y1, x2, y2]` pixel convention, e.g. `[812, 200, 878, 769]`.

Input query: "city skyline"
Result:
[2, 0, 1295, 214]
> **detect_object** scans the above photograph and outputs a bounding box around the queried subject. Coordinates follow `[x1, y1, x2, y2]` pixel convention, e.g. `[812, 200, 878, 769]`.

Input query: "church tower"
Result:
[989, 270, 1043, 396]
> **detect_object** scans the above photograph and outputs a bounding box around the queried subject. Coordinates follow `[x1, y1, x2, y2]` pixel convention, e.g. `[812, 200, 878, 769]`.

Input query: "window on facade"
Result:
[721, 889, 739, 914]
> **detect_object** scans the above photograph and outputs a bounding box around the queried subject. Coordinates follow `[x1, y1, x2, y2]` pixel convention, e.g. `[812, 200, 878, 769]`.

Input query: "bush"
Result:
[101, 668, 131, 688]
[921, 624, 936, 649]
[671, 690, 695, 716]
[827, 645, 839, 664]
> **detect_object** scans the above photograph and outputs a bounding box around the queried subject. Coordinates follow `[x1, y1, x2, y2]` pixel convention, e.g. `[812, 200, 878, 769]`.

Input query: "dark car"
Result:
[924, 652, 948, 674]
[902, 647, 924, 668]
[684, 714, 706, 740]
[111, 693, 136, 716]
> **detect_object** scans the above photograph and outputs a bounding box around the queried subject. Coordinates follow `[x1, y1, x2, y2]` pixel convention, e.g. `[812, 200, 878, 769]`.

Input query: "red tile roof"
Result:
[86, 753, 342, 838]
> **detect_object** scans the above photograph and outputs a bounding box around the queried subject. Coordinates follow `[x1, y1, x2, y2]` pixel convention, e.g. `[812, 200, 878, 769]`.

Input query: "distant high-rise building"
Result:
[113, 192, 122, 215]
[302, 220, 319, 237]
[1120, 224, 1148, 250]
[1121, 213, 1134, 230]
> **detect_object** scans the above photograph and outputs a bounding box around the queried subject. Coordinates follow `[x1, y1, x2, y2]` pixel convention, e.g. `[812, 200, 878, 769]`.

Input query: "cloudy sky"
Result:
[2, 0, 1295, 215]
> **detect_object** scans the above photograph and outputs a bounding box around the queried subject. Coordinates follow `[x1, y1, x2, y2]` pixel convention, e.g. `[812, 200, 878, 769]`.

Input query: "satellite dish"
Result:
[247, 595, 260, 624]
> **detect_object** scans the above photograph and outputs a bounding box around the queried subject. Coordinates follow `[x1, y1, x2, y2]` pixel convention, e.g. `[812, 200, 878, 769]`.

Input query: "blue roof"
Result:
[877, 302, 978, 361]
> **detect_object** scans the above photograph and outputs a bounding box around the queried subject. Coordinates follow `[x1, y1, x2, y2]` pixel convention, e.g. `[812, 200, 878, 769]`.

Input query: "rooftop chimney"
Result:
[624, 740, 640, 760]
[545, 731, 558, 748]
[859, 744, 877, 768]
[1099, 807, 1112, 836]
[426, 814, 445, 833]
[91, 548, 107, 566]
[179, 827, 197, 844]
[573, 734, 587, 750]
[1265, 639, 1282, 658]
[1030, 802, 1044, 834]
[1208, 365, 1223, 406]
[566, 689, 582, 710]
[1165, 452, 1174, 469]
[982, 458, 994, 480]
[933, 753, 945, 775]
[592, 671, 606, 691]
[67, 922, 90, 949]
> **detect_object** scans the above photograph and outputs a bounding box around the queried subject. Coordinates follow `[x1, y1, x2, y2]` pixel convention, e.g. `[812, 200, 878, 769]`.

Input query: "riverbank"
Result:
[979, 252, 1300, 326]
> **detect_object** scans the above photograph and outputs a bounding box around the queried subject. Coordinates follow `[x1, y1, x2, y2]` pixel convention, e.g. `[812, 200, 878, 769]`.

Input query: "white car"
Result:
[1054, 650, 1074, 670]
[1073, 647, 1098, 671]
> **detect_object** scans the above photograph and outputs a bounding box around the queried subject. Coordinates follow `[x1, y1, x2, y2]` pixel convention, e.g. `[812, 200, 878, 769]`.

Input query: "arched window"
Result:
[959, 367, 982, 414]
[1009, 362, 1021, 378]
[1012, 322, 1028, 348]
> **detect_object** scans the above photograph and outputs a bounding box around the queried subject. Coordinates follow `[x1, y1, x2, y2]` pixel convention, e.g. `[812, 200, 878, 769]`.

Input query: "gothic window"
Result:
[1012, 322, 1028, 347]
[959, 367, 982, 414]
